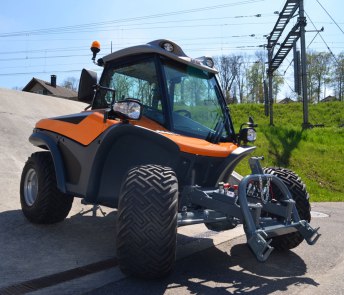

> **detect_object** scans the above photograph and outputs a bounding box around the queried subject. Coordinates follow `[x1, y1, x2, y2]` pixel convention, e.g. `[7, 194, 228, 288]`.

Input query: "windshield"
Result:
[163, 60, 232, 141]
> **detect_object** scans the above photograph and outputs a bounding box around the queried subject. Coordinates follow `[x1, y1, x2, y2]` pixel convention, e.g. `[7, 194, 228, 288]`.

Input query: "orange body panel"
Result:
[36, 112, 117, 146]
[36, 112, 238, 158]
[132, 116, 169, 131]
[160, 132, 238, 157]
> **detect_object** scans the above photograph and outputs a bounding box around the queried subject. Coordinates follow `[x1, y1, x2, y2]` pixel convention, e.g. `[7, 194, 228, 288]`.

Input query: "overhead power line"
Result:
[0, 69, 100, 76]
[0, 54, 89, 62]
[315, 0, 344, 35]
[307, 31, 321, 49]
[0, 21, 275, 38]
[304, 11, 339, 65]
[0, 62, 90, 70]
[0, 0, 263, 38]
[0, 34, 263, 56]
[101, 13, 274, 29]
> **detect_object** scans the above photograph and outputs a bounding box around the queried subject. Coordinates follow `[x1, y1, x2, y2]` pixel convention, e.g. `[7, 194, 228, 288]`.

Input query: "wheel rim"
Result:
[24, 168, 38, 206]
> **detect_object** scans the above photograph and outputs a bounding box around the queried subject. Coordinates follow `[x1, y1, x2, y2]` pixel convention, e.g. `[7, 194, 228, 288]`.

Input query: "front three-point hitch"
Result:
[178, 157, 320, 261]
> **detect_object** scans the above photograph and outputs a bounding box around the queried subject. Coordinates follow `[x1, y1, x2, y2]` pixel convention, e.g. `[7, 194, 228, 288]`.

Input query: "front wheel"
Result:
[263, 167, 311, 250]
[20, 152, 74, 224]
[116, 164, 178, 279]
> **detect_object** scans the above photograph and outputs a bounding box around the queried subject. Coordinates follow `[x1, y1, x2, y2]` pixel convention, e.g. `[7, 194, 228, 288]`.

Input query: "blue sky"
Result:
[0, 0, 343, 97]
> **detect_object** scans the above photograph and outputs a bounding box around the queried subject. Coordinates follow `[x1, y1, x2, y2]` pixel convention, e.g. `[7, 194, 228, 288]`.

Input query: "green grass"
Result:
[229, 101, 344, 202]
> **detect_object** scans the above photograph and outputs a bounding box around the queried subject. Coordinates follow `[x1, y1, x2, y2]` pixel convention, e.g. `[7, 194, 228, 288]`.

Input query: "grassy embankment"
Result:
[229, 101, 344, 202]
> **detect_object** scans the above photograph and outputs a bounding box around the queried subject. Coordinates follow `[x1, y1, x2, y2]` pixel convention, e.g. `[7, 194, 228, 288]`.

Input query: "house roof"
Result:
[320, 95, 338, 102]
[22, 77, 77, 99]
[278, 97, 295, 104]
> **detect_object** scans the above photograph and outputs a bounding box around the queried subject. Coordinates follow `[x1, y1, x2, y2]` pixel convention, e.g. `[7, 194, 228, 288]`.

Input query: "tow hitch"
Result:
[178, 157, 321, 262]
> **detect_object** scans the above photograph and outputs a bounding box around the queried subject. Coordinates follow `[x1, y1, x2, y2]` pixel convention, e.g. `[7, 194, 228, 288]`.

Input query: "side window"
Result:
[96, 57, 165, 125]
[105, 60, 156, 104]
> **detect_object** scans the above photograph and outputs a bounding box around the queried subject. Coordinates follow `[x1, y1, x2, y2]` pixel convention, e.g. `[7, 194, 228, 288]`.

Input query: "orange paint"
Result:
[160, 132, 238, 157]
[36, 112, 119, 146]
[36, 112, 238, 157]
[131, 116, 169, 131]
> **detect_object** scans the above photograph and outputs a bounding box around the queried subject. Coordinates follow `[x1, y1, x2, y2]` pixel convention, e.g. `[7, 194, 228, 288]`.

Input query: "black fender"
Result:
[29, 131, 67, 193]
[85, 124, 181, 207]
[214, 146, 256, 184]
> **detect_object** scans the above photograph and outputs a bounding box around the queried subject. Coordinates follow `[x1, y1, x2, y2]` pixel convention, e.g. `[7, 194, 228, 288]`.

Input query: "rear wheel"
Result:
[263, 167, 311, 250]
[205, 218, 237, 232]
[117, 164, 178, 279]
[20, 152, 74, 224]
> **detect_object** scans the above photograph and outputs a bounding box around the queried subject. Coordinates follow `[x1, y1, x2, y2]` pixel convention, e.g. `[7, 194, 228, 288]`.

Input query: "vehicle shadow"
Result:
[0, 208, 118, 289]
[0, 209, 318, 295]
[87, 235, 319, 295]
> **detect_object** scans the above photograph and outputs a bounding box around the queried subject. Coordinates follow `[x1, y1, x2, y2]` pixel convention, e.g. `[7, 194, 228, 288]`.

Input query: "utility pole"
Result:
[266, 0, 315, 126]
[267, 46, 274, 126]
[266, 0, 299, 126]
[299, 0, 310, 128]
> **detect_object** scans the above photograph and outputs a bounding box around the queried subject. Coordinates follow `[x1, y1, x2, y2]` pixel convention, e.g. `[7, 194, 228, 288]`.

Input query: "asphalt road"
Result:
[78, 202, 344, 295]
[1, 202, 342, 295]
[0, 88, 343, 295]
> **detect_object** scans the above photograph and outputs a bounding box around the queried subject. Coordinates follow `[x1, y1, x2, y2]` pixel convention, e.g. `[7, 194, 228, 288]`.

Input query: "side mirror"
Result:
[112, 99, 142, 121]
[78, 69, 97, 103]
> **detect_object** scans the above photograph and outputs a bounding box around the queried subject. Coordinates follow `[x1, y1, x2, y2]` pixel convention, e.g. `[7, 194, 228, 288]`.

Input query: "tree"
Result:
[60, 77, 79, 91]
[12, 86, 23, 91]
[272, 73, 284, 103]
[246, 63, 259, 102]
[307, 51, 331, 103]
[214, 55, 235, 103]
[331, 52, 344, 101]
[244, 51, 266, 103]
[235, 54, 250, 103]
[214, 54, 247, 103]
[246, 64, 263, 102]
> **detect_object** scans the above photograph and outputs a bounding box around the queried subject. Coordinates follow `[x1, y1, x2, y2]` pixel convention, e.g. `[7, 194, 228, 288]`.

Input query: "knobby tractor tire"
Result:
[117, 164, 178, 279]
[263, 167, 311, 250]
[20, 152, 73, 224]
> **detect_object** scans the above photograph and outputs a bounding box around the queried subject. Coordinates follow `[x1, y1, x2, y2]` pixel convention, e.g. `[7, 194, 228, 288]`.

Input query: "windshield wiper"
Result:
[214, 119, 225, 143]
[206, 115, 225, 144]
[206, 85, 230, 144]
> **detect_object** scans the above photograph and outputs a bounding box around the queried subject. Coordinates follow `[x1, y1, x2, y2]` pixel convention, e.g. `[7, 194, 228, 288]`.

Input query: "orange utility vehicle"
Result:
[20, 39, 320, 278]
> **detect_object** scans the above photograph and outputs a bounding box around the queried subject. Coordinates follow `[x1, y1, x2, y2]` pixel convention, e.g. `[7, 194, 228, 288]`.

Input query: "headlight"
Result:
[204, 57, 214, 68]
[196, 56, 215, 68]
[238, 128, 256, 145]
[238, 116, 257, 145]
[162, 42, 174, 52]
[247, 128, 257, 142]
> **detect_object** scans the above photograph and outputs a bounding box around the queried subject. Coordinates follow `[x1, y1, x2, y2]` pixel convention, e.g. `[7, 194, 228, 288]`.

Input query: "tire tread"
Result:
[117, 164, 178, 279]
[263, 167, 311, 250]
[20, 152, 73, 224]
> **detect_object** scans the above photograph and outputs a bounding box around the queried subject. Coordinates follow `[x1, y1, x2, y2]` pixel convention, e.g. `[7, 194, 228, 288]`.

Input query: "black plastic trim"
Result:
[52, 113, 89, 124]
[85, 124, 181, 207]
[29, 132, 67, 193]
[174, 146, 255, 189]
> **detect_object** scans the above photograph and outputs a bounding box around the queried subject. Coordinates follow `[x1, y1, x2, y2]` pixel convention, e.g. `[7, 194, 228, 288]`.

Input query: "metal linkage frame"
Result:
[269, 22, 300, 73]
[177, 157, 320, 262]
[267, 0, 299, 50]
[265, 0, 310, 127]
